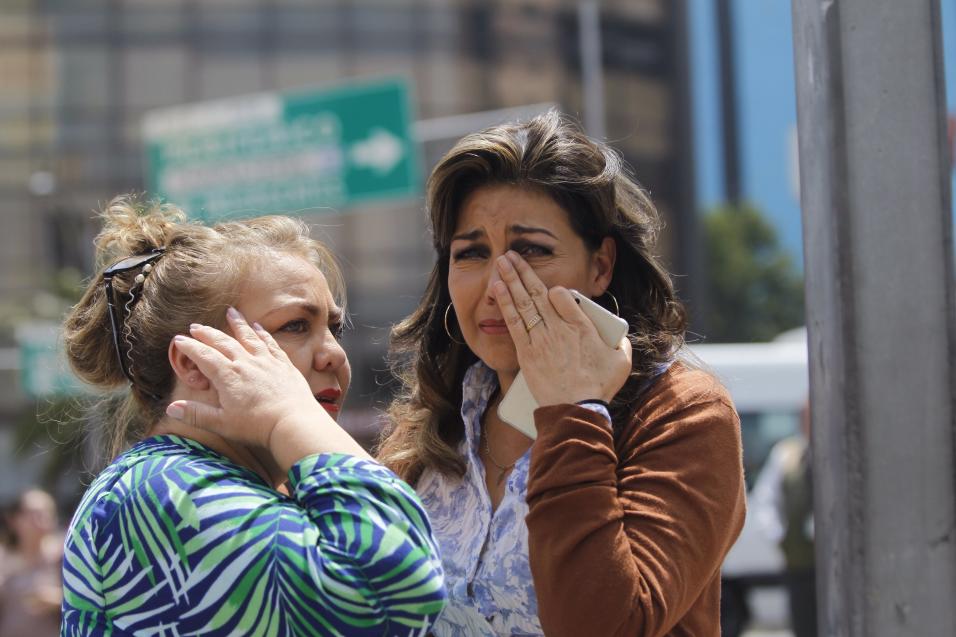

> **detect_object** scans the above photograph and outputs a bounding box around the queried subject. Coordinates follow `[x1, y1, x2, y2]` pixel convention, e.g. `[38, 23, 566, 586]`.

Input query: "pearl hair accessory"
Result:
[133, 263, 154, 285]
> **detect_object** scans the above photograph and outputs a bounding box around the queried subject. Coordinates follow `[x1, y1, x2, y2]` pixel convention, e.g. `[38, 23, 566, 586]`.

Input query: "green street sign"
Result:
[143, 78, 420, 219]
[16, 323, 84, 397]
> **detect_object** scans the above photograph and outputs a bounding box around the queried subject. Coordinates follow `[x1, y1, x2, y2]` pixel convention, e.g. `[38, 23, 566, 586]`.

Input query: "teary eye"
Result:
[512, 242, 553, 258]
[451, 245, 489, 261]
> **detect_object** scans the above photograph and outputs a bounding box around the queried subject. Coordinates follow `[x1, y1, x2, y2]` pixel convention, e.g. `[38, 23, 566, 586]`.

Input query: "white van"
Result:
[689, 328, 809, 633]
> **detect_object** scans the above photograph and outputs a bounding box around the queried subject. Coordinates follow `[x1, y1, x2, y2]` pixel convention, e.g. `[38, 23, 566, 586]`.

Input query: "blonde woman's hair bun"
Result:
[94, 194, 187, 267]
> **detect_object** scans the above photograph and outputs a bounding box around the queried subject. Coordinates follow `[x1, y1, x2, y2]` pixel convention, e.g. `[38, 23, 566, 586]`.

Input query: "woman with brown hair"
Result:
[59, 197, 446, 635]
[376, 110, 747, 636]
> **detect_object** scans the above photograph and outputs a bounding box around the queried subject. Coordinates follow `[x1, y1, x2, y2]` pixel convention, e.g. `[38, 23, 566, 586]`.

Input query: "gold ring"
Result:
[525, 314, 544, 332]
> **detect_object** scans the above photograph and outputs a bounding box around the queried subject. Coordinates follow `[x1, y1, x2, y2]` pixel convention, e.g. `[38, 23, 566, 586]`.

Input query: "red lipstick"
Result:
[315, 388, 341, 414]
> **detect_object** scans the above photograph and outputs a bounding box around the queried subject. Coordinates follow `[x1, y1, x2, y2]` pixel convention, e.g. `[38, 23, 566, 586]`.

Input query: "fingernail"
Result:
[506, 250, 519, 262]
[227, 306, 240, 320]
[189, 323, 202, 332]
[165, 403, 185, 420]
[493, 281, 507, 295]
[497, 255, 512, 270]
[174, 334, 187, 342]
[252, 322, 265, 332]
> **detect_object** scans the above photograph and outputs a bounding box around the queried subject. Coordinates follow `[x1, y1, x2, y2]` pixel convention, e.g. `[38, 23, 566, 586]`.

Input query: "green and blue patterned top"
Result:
[61, 435, 446, 636]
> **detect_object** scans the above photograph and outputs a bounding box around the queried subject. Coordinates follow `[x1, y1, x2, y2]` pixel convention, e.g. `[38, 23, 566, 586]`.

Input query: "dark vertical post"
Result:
[107, 0, 126, 194]
[791, 0, 956, 635]
[716, 0, 740, 204]
[670, 0, 703, 335]
[577, 0, 606, 140]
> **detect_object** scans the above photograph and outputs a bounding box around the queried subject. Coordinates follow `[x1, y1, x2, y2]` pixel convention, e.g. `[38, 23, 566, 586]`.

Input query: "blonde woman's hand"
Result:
[493, 252, 632, 407]
[166, 308, 368, 467]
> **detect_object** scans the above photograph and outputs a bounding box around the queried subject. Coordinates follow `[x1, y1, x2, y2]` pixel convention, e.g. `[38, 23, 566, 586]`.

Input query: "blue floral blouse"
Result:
[416, 362, 609, 637]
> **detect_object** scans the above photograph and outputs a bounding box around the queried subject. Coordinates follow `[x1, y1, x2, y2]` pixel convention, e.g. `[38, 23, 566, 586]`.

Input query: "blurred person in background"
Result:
[750, 403, 816, 637]
[376, 111, 747, 636]
[0, 487, 63, 637]
[60, 196, 445, 635]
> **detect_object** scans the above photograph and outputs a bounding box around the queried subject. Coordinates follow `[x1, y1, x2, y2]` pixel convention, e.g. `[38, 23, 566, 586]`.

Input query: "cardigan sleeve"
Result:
[525, 373, 746, 637]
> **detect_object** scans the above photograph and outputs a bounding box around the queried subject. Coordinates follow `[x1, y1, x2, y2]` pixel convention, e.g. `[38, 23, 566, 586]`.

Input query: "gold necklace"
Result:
[483, 424, 515, 486]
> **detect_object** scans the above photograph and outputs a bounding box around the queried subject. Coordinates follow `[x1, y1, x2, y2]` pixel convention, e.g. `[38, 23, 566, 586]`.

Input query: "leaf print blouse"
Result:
[416, 362, 608, 637]
[61, 435, 446, 636]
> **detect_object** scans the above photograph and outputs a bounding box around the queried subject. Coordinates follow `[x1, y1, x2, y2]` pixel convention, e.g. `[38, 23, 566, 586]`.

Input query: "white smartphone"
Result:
[497, 290, 629, 439]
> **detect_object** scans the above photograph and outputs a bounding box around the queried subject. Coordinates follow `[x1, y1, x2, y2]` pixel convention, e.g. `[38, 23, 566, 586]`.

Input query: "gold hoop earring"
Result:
[444, 303, 467, 345]
[602, 290, 620, 316]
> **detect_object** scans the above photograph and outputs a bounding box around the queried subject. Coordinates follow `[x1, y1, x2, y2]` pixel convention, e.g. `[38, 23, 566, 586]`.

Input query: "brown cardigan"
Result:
[526, 363, 746, 636]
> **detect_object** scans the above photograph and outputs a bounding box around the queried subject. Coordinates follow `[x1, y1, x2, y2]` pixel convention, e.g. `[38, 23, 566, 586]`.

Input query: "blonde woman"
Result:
[60, 196, 445, 636]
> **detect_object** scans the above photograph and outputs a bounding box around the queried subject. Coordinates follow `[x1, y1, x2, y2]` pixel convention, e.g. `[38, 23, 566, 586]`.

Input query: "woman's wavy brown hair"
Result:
[377, 110, 687, 485]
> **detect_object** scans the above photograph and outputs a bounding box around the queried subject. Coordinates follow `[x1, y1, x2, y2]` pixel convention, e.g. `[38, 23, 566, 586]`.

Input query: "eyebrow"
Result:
[261, 301, 322, 320]
[511, 224, 558, 240]
[450, 224, 558, 242]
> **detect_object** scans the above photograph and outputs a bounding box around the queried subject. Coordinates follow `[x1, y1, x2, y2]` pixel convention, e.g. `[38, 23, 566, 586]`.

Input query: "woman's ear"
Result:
[167, 338, 210, 391]
[588, 236, 617, 297]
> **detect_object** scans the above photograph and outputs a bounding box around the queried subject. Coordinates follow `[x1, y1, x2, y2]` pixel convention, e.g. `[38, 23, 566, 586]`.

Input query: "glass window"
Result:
[0, 47, 54, 111]
[111, 151, 146, 189]
[0, 114, 54, 151]
[494, 60, 562, 108]
[603, 0, 665, 23]
[56, 118, 112, 150]
[47, 0, 109, 9]
[124, 46, 188, 108]
[417, 56, 469, 119]
[274, 55, 344, 92]
[56, 46, 112, 110]
[50, 8, 109, 40]
[121, 4, 186, 37]
[605, 75, 670, 155]
[60, 147, 139, 190]
[415, 4, 459, 49]
[0, 157, 32, 187]
[197, 2, 261, 36]
[347, 5, 418, 53]
[351, 54, 417, 83]
[350, 5, 415, 35]
[275, 7, 340, 40]
[197, 54, 264, 100]
[0, 12, 37, 41]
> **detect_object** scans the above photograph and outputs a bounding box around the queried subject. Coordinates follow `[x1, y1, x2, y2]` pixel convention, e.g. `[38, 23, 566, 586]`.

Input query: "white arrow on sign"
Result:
[349, 128, 404, 175]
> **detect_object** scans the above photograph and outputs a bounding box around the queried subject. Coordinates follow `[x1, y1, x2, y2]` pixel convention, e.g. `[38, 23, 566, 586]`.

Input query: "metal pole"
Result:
[716, 0, 740, 204]
[669, 0, 704, 336]
[791, 1, 956, 635]
[577, 0, 606, 140]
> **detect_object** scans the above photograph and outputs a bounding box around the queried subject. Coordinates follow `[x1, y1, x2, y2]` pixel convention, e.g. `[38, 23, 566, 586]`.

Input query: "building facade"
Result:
[0, 0, 694, 490]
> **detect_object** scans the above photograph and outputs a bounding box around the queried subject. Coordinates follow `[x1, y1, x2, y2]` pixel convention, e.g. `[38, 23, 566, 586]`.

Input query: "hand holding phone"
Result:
[497, 290, 629, 439]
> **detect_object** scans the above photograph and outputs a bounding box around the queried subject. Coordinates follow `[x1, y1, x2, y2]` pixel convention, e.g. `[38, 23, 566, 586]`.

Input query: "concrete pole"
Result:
[791, 1, 956, 636]
[716, 0, 740, 204]
[578, 0, 606, 140]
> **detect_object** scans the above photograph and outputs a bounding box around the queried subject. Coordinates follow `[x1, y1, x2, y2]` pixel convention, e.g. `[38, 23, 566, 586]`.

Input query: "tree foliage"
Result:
[702, 203, 805, 342]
